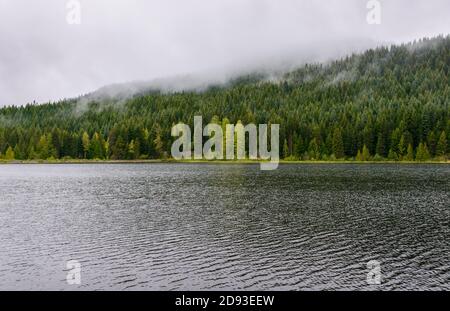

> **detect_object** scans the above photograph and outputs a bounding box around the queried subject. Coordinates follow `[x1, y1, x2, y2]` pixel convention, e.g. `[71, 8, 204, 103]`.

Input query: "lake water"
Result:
[0, 164, 448, 291]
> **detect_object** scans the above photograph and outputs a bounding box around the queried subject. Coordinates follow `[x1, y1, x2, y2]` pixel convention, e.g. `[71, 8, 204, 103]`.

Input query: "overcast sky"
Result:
[0, 0, 449, 106]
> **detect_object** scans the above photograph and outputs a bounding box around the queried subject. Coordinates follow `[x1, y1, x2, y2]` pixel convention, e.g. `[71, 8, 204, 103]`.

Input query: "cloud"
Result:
[0, 0, 449, 106]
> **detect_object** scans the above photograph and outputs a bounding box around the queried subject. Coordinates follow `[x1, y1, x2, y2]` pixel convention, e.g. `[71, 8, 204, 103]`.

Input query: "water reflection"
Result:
[0, 164, 448, 290]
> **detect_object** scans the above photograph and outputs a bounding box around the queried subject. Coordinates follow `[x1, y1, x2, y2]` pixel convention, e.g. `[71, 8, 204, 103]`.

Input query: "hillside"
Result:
[0, 36, 449, 161]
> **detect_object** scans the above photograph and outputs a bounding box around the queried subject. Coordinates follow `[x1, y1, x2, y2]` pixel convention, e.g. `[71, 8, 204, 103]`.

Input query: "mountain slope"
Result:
[0, 36, 449, 161]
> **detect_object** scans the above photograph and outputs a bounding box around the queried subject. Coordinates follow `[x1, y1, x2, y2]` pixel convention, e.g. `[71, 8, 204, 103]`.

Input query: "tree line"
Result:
[0, 36, 449, 162]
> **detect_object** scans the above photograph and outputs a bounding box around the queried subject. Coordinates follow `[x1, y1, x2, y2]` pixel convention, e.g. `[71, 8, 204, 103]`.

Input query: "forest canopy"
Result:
[0, 36, 449, 162]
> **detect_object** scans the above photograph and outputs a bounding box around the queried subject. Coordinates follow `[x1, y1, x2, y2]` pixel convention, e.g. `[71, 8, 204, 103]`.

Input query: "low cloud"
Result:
[0, 0, 449, 106]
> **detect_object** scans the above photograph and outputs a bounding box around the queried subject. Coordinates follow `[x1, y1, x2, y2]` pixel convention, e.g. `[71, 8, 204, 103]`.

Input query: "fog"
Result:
[0, 0, 449, 106]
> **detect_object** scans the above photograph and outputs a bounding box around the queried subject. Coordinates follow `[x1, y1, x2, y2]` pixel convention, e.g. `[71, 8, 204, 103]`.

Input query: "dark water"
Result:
[0, 164, 448, 291]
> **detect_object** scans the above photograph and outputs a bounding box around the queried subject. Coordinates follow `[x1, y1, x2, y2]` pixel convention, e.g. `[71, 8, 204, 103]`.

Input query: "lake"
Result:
[0, 163, 448, 290]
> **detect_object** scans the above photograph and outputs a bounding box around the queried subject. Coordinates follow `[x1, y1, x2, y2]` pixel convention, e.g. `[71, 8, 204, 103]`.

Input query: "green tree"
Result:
[13, 144, 22, 160]
[427, 131, 437, 157]
[104, 139, 110, 159]
[406, 144, 414, 161]
[82, 131, 90, 159]
[308, 138, 320, 160]
[356, 149, 363, 161]
[283, 139, 289, 159]
[398, 135, 406, 159]
[128, 140, 136, 159]
[332, 128, 345, 159]
[112, 135, 127, 160]
[89, 132, 104, 159]
[37, 135, 50, 159]
[5, 146, 15, 160]
[388, 149, 398, 161]
[415, 142, 430, 161]
[390, 128, 402, 154]
[153, 125, 164, 158]
[294, 134, 304, 158]
[436, 131, 447, 157]
[376, 133, 386, 158]
[362, 145, 371, 161]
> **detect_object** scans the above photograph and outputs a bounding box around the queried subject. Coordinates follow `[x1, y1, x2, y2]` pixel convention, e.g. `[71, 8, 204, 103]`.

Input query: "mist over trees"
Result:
[0, 36, 449, 161]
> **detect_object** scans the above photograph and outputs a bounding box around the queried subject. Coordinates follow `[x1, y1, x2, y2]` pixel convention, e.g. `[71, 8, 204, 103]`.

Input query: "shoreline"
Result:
[0, 159, 449, 165]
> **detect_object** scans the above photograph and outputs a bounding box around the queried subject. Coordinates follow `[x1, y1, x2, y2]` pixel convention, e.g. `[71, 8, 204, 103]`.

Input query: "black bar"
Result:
[0, 291, 447, 310]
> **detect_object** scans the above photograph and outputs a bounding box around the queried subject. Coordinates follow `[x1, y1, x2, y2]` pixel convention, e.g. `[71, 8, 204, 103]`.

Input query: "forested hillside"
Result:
[0, 36, 449, 161]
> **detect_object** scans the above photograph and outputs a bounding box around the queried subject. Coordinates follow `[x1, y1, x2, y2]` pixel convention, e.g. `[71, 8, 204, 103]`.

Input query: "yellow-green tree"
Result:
[362, 145, 370, 161]
[406, 144, 414, 161]
[5, 146, 15, 160]
[415, 142, 430, 161]
[436, 131, 447, 157]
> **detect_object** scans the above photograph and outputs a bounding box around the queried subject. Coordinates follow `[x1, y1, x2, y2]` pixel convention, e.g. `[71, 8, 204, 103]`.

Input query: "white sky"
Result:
[0, 0, 449, 106]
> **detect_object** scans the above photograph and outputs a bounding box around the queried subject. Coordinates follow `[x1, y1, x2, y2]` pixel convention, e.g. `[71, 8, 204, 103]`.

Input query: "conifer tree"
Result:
[436, 131, 447, 157]
[415, 142, 430, 161]
[153, 126, 164, 158]
[356, 149, 363, 161]
[406, 144, 414, 161]
[388, 149, 398, 161]
[281, 139, 288, 159]
[362, 145, 370, 161]
[332, 128, 345, 159]
[398, 135, 406, 159]
[128, 140, 136, 160]
[5, 146, 15, 160]
[376, 133, 386, 158]
[308, 138, 320, 160]
[82, 131, 90, 159]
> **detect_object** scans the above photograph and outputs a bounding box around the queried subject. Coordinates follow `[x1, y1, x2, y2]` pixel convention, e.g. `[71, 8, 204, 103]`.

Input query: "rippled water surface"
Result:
[0, 164, 448, 290]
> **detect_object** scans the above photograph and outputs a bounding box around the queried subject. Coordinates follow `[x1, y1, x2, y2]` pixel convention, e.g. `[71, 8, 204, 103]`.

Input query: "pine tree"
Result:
[436, 131, 447, 157]
[89, 132, 104, 159]
[332, 128, 345, 159]
[356, 149, 363, 161]
[398, 135, 406, 159]
[104, 139, 110, 160]
[294, 134, 304, 158]
[406, 144, 414, 161]
[415, 142, 430, 161]
[390, 128, 402, 154]
[134, 138, 141, 159]
[13, 145, 21, 160]
[427, 131, 437, 157]
[388, 149, 398, 161]
[376, 133, 386, 158]
[112, 135, 127, 160]
[127, 140, 136, 159]
[5, 146, 15, 160]
[362, 145, 370, 161]
[46, 133, 56, 159]
[308, 138, 320, 160]
[37, 135, 49, 159]
[82, 131, 90, 159]
[153, 127, 164, 158]
[283, 139, 289, 159]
